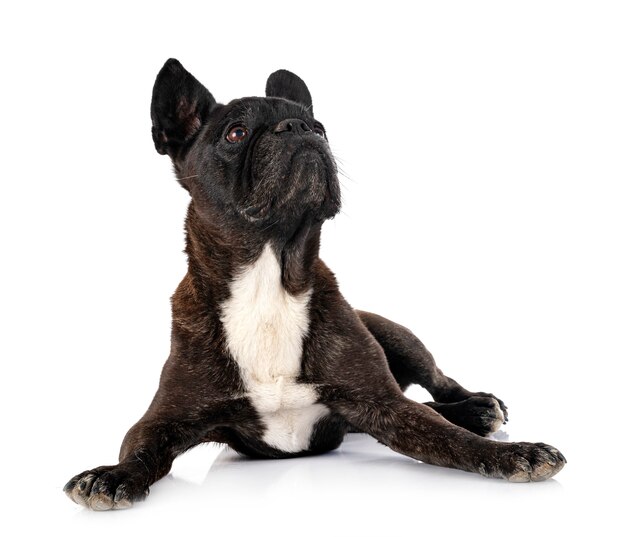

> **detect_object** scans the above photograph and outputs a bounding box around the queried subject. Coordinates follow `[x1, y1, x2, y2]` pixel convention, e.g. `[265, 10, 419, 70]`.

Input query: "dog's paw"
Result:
[64, 464, 149, 510]
[481, 442, 567, 482]
[463, 395, 507, 436]
[469, 392, 508, 423]
[436, 396, 507, 436]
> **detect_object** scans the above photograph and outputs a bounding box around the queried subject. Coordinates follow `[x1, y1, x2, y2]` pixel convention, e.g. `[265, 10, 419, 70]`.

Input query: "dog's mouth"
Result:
[239, 143, 340, 226]
[240, 199, 270, 222]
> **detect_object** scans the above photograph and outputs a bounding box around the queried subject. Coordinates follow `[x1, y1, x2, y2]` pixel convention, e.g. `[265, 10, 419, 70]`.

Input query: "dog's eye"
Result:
[226, 125, 249, 143]
[313, 122, 326, 138]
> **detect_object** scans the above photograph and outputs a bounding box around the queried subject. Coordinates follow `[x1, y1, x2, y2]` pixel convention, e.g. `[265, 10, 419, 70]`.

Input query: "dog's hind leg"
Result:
[356, 310, 507, 435]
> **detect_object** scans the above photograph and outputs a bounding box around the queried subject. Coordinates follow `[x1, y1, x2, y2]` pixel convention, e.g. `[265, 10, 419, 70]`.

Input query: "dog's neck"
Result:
[184, 201, 322, 300]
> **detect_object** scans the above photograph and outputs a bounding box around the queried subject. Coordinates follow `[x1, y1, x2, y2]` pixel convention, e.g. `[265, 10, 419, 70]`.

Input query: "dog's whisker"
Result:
[259, 218, 280, 233]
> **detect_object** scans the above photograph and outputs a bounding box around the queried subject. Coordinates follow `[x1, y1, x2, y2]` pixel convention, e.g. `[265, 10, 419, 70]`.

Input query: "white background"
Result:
[1, 1, 624, 535]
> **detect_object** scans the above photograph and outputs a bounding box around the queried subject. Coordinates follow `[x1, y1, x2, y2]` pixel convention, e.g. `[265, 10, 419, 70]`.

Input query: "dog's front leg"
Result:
[330, 391, 565, 482]
[63, 392, 241, 511]
[63, 416, 203, 510]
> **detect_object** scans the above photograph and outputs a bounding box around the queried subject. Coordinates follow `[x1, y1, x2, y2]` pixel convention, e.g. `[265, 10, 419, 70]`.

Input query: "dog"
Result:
[64, 59, 566, 510]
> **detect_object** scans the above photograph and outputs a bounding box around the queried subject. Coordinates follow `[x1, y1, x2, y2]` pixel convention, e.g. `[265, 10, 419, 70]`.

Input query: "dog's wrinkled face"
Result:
[190, 96, 339, 226]
[151, 60, 340, 235]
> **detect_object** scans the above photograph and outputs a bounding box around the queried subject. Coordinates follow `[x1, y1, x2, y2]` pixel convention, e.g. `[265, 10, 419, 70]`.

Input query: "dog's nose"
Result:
[273, 118, 312, 136]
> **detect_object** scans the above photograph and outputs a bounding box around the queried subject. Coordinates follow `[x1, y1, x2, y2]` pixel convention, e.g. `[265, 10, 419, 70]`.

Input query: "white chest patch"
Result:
[220, 243, 329, 452]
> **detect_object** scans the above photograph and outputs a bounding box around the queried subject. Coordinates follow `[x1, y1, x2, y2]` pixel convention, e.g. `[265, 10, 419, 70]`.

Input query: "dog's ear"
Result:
[151, 59, 217, 158]
[265, 70, 313, 113]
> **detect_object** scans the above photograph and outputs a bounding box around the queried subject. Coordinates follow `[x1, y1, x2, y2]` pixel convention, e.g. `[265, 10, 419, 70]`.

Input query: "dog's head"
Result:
[150, 59, 340, 235]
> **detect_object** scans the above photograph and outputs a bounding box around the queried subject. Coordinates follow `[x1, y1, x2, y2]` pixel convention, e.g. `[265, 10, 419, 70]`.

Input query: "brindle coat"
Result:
[64, 59, 566, 510]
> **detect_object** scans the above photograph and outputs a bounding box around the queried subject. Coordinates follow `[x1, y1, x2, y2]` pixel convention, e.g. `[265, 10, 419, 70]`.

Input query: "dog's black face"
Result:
[151, 60, 340, 236]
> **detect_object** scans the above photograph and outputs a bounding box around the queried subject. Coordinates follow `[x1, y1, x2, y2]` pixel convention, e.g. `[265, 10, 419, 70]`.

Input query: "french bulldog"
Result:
[64, 59, 566, 510]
